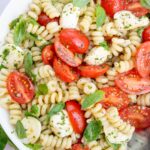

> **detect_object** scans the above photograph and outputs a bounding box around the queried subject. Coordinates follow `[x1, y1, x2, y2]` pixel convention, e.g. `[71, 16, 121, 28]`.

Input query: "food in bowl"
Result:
[0, 0, 150, 149]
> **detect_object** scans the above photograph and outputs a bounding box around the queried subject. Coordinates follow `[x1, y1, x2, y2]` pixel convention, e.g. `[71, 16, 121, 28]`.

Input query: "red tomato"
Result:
[42, 45, 54, 65]
[126, 2, 149, 17]
[7, 72, 35, 104]
[72, 144, 89, 150]
[78, 65, 109, 78]
[142, 26, 150, 42]
[101, 0, 126, 17]
[120, 105, 150, 129]
[100, 87, 130, 111]
[59, 29, 90, 54]
[115, 69, 150, 95]
[38, 12, 59, 26]
[54, 39, 82, 67]
[53, 57, 78, 82]
[136, 42, 150, 78]
[66, 100, 86, 134]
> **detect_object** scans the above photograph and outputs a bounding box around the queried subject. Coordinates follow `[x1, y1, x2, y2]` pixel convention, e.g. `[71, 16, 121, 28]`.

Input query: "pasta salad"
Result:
[0, 0, 150, 149]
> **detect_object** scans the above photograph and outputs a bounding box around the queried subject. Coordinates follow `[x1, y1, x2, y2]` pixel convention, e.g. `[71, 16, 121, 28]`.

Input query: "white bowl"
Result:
[0, 0, 31, 149]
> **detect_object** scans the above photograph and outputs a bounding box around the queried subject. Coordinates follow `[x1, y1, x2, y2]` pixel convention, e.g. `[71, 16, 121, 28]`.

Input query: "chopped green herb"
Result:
[100, 41, 109, 50]
[36, 84, 48, 96]
[82, 90, 105, 109]
[25, 143, 42, 150]
[73, 0, 90, 8]
[96, 5, 106, 27]
[9, 17, 20, 30]
[25, 105, 39, 117]
[0, 126, 8, 150]
[2, 49, 10, 60]
[15, 120, 26, 139]
[83, 120, 102, 142]
[47, 102, 65, 122]
[140, 0, 150, 9]
[137, 28, 144, 37]
[0, 64, 6, 70]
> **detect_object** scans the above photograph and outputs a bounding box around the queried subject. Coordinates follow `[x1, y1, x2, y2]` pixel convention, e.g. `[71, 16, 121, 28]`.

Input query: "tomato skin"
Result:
[42, 45, 54, 65]
[100, 87, 130, 111]
[53, 57, 78, 83]
[66, 100, 86, 134]
[101, 0, 126, 17]
[38, 12, 59, 26]
[78, 65, 109, 78]
[120, 105, 150, 129]
[136, 42, 150, 78]
[59, 29, 90, 54]
[54, 39, 82, 67]
[7, 72, 35, 104]
[126, 2, 149, 17]
[142, 26, 150, 42]
[72, 144, 89, 150]
[115, 69, 150, 95]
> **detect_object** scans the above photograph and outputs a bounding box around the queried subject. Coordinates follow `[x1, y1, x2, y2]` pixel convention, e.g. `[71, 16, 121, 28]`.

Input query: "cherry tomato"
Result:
[66, 100, 86, 134]
[120, 105, 150, 129]
[126, 1, 149, 17]
[78, 65, 109, 78]
[100, 87, 130, 111]
[101, 0, 126, 17]
[72, 144, 89, 150]
[42, 45, 54, 65]
[136, 42, 150, 78]
[38, 12, 59, 26]
[53, 57, 78, 83]
[142, 26, 150, 42]
[59, 29, 90, 54]
[7, 71, 35, 104]
[115, 69, 150, 95]
[54, 39, 82, 67]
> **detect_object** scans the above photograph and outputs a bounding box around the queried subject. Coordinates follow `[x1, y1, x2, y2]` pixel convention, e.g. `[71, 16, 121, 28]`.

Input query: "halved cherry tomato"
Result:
[66, 100, 86, 134]
[53, 57, 78, 82]
[115, 69, 150, 95]
[38, 12, 59, 26]
[101, 0, 126, 17]
[72, 144, 89, 150]
[126, 1, 149, 17]
[136, 42, 150, 78]
[59, 29, 90, 54]
[54, 39, 82, 67]
[42, 45, 54, 65]
[7, 72, 35, 104]
[120, 105, 150, 129]
[78, 64, 109, 78]
[142, 26, 150, 42]
[100, 87, 130, 111]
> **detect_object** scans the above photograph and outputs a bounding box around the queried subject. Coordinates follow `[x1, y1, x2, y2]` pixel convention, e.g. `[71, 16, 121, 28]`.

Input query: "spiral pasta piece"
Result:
[83, 82, 97, 95]
[5, 31, 14, 44]
[41, 0, 60, 19]
[87, 141, 102, 150]
[22, 39, 34, 49]
[31, 47, 42, 64]
[79, 2, 95, 33]
[40, 134, 72, 149]
[106, 68, 117, 86]
[96, 76, 109, 89]
[9, 102, 23, 125]
[137, 93, 150, 106]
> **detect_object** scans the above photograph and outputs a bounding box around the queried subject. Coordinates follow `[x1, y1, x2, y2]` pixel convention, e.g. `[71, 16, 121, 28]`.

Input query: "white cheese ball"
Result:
[84, 46, 110, 65]
[21, 117, 41, 144]
[0, 44, 24, 69]
[114, 11, 149, 31]
[60, 3, 80, 29]
[50, 110, 73, 138]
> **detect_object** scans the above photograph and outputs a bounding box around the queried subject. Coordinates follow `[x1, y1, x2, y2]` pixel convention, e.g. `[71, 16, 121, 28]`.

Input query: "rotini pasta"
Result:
[137, 93, 150, 106]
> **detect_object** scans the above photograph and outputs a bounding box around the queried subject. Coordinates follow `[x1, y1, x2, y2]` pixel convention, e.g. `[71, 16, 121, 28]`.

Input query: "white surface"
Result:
[0, 1, 32, 149]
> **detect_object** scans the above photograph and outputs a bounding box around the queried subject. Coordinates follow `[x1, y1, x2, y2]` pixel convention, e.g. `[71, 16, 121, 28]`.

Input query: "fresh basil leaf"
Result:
[82, 90, 105, 109]
[15, 120, 26, 139]
[24, 52, 36, 82]
[100, 41, 109, 50]
[47, 102, 65, 121]
[25, 105, 39, 117]
[83, 120, 102, 142]
[137, 28, 144, 37]
[0, 64, 6, 70]
[140, 0, 150, 9]
[13, 20, 26, 45]
[106, 137, 121, 150]
[25, 144, 42, 150]
[0, 126, 8, 150]
[26, 33, 39, 41]
[26, 17, 38, 25]
[73, 0, 90, 8]
[9, 17, 20, 30]
[37, 84, 48, 96]
[96, 5, 106, 27]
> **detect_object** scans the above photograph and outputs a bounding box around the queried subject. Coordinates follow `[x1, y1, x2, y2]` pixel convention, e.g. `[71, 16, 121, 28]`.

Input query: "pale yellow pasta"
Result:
[87, 141, 102, 150]
[137, 93, 150, 106]
[31, 47, 42, 63]
[22, 39, 34, 49]
[96, 76, 109, 89]
[128, 94, 137, 104]
[83, 82, 97, 95]
[5, 31, 14, 44]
